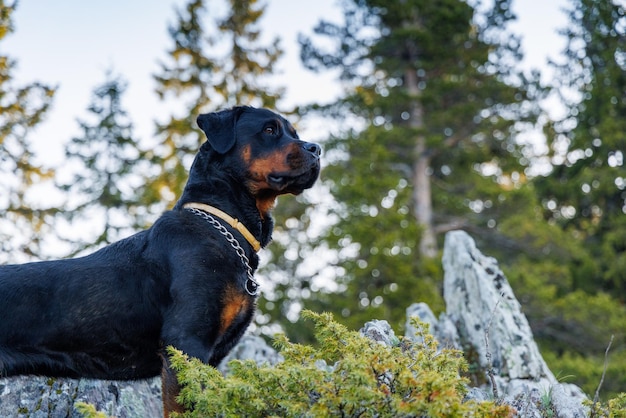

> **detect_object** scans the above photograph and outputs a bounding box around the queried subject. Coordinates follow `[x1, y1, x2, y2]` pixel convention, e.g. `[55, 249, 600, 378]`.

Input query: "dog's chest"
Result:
[219, 283, 256, 335]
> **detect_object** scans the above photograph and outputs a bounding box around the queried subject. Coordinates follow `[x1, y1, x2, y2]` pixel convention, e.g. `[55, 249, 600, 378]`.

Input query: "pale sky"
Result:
[4, 0, 568, 167]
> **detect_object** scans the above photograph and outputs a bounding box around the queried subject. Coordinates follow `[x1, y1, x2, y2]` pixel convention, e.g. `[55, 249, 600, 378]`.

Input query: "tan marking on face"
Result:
[240, 142, 303, 217]
[241, 144, 252, 164]
[248, 150, 292, 180]
[220, 284, 250, 335]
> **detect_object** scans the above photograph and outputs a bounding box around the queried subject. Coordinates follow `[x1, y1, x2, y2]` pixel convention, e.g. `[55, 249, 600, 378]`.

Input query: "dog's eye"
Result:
[263, 126, 276, 135]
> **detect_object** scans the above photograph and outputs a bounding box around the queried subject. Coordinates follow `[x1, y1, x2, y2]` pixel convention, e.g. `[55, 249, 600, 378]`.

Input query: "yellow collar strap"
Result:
[183, 202, 262, 252]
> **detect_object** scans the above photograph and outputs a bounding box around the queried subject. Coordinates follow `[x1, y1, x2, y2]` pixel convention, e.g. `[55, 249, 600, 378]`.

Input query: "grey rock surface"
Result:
[442, 230, 554, 382]
[439, 230, 588, 416]
[0, 376, 162, 418]
[403, 231, 589, 417]
[359, 319, 399, 346]
[218, 334, 284, 374]
[405, 302, 461, 349]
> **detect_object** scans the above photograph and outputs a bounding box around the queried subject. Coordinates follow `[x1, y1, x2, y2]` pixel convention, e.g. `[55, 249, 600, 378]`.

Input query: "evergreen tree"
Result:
[537, 0, 626, 297]
[270, 0, 543, 335]
[524, 0, 626, 398]
[0, 1, 56, 262]
[301, 0, 541, 256]
[57, 72, 145, 255]
[147, 0, 284, 207]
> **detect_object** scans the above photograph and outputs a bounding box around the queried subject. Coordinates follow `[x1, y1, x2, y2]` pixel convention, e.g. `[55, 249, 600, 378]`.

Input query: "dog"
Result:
[0, 106, 321, 416]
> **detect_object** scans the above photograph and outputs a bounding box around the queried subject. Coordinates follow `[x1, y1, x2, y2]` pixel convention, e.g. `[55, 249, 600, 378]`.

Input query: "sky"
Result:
[4, 0, 569, 168]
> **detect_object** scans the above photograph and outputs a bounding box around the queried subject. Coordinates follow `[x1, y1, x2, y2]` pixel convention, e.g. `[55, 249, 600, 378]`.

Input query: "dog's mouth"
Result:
[266, 162, 320, 194]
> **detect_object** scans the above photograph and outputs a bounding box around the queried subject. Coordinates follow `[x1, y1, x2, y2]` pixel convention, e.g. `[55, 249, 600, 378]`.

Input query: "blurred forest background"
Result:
[1, 0, 625, 399]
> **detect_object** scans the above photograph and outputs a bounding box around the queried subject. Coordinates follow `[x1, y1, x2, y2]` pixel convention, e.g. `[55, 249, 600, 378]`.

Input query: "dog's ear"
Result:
[196, 109, 238, 154]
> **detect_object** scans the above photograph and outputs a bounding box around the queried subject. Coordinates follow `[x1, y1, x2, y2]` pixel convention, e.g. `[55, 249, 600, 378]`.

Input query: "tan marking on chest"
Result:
[220, 284, 250, 335]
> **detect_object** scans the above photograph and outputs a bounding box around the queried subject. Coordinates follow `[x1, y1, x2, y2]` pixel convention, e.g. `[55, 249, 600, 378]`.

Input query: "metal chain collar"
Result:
[185, 207, 260, 296]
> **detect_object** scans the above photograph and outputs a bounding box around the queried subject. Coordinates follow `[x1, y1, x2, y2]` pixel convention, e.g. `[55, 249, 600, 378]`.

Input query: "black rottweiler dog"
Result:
[0, 106, 321, 416]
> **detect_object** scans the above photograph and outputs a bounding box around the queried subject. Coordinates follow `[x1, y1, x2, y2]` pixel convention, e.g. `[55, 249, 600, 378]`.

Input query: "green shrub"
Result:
[168, 311, 513, 417]
[586, 393, 626, 418]
[75, 402, 108, 418]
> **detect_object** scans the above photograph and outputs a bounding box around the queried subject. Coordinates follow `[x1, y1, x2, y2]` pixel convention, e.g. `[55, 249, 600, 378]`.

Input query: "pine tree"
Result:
[537, 0, 626, 296]
[0, 1, 56, 262]
[273, 0, 544, 334]
[147, 0, 284, 207]
[498, 0, 626, 398]
[57, 72, 145, 255]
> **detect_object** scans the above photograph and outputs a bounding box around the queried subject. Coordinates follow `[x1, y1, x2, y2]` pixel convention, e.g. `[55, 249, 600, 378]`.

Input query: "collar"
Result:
[183, 202, 262, 252]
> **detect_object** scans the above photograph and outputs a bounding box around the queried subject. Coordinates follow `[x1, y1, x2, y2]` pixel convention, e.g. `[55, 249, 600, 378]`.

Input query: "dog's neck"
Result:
[182, 202, 261, 252]
[173, 146, 278, 249]
[174, 182, 274, 250]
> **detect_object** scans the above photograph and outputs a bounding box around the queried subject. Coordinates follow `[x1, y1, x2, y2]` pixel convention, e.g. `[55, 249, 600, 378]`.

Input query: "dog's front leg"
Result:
[159, 332, 218, 417]
[161, 357, 183, 418]
[159, 300, 222, 417]
[161, 355, 184, 418]
[159, 267, 256, 416]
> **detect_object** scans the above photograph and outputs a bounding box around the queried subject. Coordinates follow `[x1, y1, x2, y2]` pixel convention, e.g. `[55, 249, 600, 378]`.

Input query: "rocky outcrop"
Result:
[405, 231, 588, 418]
[0, 376, 162, 418]
[217, 334, 284, 374]
[442, 230, 554, 382]
[0, 231, 589, 417]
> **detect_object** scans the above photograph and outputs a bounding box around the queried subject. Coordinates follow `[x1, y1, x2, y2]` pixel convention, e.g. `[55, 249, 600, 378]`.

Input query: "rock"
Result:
[218, 334, 283, 374]
[550, 383, 589, 418]
[463, 386, 491, 403]
[439, 230, 588, 416]
[0, 376, 161, 418]
[359, 319, 398, 346]
[442, 230, 555, 383]
[507, 387, 545, 418]
[405, 302, 438, 328]
[405, 302, 461, 350]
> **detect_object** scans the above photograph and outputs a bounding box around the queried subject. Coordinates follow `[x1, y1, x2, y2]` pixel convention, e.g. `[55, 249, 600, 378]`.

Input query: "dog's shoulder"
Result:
[146, 208, 258, 273]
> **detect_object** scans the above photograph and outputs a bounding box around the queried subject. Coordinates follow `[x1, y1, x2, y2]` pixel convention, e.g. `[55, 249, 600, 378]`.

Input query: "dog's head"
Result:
[196, 106, 321, 213]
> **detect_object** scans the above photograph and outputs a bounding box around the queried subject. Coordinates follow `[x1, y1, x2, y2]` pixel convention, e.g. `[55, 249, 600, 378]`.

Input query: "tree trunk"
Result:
[413, 138, 437, 258]
[405, 68, 438, 258]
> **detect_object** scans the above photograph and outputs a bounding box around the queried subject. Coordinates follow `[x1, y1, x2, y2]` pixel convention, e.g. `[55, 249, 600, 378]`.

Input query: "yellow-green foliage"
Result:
[586, 393, 626, 418]
[168, 311, 512, 417]
[74, 402, 109, 418]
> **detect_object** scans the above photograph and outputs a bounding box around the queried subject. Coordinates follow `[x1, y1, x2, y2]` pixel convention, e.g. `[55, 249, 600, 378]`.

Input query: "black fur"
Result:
[0, 106, 320, 413]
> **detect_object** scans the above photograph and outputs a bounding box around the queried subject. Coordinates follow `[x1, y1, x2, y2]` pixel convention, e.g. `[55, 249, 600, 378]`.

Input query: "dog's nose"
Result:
[303, 142, 321, 157]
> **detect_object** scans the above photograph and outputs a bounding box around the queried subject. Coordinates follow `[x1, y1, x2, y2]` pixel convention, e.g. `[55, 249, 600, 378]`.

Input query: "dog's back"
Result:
[0, 228, 167, 379]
